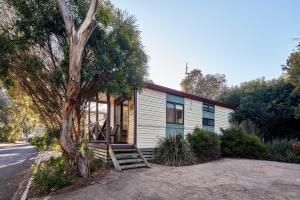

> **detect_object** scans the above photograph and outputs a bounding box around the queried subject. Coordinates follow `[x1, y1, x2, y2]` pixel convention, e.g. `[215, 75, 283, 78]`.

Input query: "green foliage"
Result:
[220, 128, 269, 159]
[218, 78, 300, 140]
[180, 69, 227, 99]
[0, 0, 148, 130]
[90, 158, 103, 172]
[33, 156, 75, 194]
[0, 82, 40, 142]
[187, 128, 221, 162]
[0, 125, 14, 142]
[154, 134, 194, 166]
[76, 140, 94, 159]
[283, 50, 300, 94]
[30, 129, 61, 152]
[266, 139, 300, 163]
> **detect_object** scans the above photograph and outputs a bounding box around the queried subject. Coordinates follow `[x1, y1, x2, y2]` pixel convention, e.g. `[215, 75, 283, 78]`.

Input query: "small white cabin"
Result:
[87, 83, 234, 163]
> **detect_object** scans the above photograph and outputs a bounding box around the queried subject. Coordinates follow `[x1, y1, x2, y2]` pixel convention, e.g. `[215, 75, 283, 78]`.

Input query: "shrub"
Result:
[90, 158, 103, 172]
[30, 136, 49, 151]
[30, 129, 61, 152]
[154, 134, 194, 166]
[220, 128, 269, 159]
[243, 134, 270, 159]
[0, 124, 25, 142]
[33, 156, 75, 194]
[266, 138, 300, 163]
[187, 128, 220, 162]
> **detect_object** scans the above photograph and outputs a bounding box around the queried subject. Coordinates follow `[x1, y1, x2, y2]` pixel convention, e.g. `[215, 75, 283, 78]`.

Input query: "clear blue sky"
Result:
[113, 0, 300, 90]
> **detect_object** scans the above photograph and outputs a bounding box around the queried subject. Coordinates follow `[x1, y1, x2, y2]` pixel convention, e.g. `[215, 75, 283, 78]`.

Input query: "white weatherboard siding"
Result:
[215, 106, 233, 134]
[137, 88, 166, 148]
[184, 98, 202, 136]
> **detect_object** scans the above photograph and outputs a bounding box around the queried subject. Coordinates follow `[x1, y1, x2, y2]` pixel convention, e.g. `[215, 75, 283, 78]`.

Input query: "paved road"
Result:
[0, 143, 37, 200]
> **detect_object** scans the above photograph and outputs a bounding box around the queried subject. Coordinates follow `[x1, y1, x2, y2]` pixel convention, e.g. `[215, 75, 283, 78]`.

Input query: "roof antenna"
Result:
[185, 62, 190, 77]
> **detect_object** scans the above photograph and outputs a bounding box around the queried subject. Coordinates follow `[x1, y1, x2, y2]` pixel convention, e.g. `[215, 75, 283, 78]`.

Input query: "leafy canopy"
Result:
[0, 0, 148, 129]
[218, 78, 300, 140]
[180, 69, 227, 99]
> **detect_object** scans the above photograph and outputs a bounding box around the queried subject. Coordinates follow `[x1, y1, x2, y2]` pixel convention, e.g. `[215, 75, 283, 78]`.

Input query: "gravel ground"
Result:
[38, 158, 300, 200]
[0, 143, 37, 200]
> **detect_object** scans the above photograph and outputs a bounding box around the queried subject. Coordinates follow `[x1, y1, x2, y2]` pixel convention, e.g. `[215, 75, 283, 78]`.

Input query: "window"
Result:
[203, 104, 215, 113]
[166, 103, 175, 123]
[203, 118, 214, 126]
[166, 102, 184, 124]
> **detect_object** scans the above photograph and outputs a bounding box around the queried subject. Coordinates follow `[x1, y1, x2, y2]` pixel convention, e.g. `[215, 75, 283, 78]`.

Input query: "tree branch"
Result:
[56, 0, 74, 35]
[78, 0, 99, 38]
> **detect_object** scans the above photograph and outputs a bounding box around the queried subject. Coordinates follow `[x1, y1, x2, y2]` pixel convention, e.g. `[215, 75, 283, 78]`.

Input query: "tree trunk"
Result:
[73, 103, 81, 142]
[56, 0, 99, 178]
[59, 40, 89, 178]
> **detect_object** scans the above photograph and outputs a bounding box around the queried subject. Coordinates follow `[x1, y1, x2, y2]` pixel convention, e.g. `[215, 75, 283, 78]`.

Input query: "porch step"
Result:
[110, 144, 134, 149]
[113, 149, 136, 152]
[120, 163, 147, 170]
[109, 144, 150, 171]
[118, 158, 143, 164]
[116, 153, 139, 159]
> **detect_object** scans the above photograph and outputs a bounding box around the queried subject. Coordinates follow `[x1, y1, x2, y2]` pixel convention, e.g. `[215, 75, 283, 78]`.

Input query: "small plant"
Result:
[33, 155, 75, 194]
[220, 128, 269, 159]
[30, 129, 61, 152]
[90, 158, 103, 172]
[266, 138, 300, 163]
[187, 128, 221, 162]
[30, 135, 49, 151]
[154, 134, 194, 166]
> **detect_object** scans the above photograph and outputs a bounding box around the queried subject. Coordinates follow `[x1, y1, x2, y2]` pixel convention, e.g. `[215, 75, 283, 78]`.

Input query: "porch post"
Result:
[134, 90, 137, 145]
[96, 94, 99, 122]
[106, 93, 111, 145]
[88, 101, 91, 123]
[96, 93, 99, 137]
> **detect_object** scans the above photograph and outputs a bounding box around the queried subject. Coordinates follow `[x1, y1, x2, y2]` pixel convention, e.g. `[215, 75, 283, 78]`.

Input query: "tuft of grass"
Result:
[266, 138, 300, 163]
[154, 134, 195, 166]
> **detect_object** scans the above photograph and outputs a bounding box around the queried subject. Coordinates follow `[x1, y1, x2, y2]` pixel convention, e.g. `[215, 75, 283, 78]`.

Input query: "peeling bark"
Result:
[56, 0, 99, 178]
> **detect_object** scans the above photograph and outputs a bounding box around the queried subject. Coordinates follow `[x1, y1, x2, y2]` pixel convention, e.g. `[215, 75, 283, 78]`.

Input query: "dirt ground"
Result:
[36, 158, 300, 200]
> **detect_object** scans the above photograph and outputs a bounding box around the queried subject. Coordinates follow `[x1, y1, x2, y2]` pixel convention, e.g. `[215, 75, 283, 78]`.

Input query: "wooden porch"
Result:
[85, 92, 139, 164]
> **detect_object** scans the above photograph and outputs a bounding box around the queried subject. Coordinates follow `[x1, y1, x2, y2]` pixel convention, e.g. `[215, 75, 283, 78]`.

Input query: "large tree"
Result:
[218, 78, 300, 140]
[180, 69, 227, 99]
[0, 0, 147, 177]
[283, 44, 300, 93]
[283, 45, 300, 117]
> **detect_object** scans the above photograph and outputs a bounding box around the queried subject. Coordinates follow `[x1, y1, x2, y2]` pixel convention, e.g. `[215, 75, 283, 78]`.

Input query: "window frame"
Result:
[166, 101, 184, 125]
[203, 103, 215, 113]
[202, 118, 215, 127]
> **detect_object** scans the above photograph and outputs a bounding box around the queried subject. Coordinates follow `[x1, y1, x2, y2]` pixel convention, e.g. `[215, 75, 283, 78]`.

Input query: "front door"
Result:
[114, 99, 129, 143]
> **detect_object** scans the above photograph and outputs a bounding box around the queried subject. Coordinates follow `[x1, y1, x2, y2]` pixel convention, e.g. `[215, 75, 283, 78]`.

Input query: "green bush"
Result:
[0, 125, 14, 142]
[220, 128, 269, 159]
[266, 139, 300, 163]
[187, 128, 220, 162]
[33, 156, 75, 194]
[30, 136, 49, 151]
[154, 134, 194, 166]
[30, 129, 61, 152]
